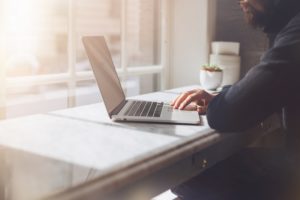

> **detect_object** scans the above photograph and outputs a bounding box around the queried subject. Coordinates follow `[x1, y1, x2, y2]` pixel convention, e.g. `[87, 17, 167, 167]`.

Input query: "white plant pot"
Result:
[209, 54, 241, 86]
[200, 70, 223, 90]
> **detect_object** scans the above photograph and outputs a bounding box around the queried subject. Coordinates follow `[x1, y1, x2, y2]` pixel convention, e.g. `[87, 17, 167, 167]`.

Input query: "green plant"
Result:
[201, 65, 223, 72]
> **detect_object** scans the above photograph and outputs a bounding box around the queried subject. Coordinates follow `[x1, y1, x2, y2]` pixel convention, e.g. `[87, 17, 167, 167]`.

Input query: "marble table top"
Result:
[0, 85, 220, 200]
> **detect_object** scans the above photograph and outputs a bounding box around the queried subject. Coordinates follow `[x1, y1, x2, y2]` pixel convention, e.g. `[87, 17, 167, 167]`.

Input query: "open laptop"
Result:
[82, 36, 201, 125]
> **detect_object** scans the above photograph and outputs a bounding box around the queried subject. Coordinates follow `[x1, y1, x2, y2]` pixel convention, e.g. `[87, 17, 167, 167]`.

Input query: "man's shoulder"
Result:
[262, 13, 300, 64]
[289, 12, 300, 25]
[275, 12, 300, 44]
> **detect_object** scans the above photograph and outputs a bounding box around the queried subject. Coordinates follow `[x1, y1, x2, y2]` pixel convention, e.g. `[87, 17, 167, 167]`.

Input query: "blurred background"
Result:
[0, 0, 162, 119]
[0, 0, 268, 120]
[0, 1, 273, 199]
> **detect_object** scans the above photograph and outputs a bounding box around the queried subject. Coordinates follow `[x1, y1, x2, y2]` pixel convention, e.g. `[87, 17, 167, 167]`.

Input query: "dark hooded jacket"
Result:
[207, 0, 300, 153]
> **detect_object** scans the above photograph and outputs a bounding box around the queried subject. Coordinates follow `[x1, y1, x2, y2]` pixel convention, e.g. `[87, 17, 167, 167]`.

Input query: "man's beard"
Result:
[243, 0, 274, 29]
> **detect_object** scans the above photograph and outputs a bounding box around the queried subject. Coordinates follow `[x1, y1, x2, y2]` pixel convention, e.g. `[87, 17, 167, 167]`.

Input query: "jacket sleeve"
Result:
[206, 24, 300, 132]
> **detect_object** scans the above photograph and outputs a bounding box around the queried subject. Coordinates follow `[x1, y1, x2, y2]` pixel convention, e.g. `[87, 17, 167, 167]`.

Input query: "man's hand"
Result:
[171, 89, 217, 114]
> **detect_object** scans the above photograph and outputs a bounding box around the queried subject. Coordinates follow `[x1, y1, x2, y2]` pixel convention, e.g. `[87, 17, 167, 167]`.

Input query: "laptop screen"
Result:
[83, 36, 125, 115]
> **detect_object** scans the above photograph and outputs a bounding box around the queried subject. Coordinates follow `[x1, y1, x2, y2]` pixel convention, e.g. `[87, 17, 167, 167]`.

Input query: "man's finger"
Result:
[197, 105, 208, 114]
[173, 92, 190, 109]
[171, 95, 180, 106]
[184, 103, 198, 111]
[180, 90, 206, 110]
[178, 93, 198, 110]
[173, 91, 193, 109]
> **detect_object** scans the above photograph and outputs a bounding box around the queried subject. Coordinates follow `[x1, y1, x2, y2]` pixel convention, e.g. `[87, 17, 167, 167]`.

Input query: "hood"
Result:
[264, 0, 300, 34]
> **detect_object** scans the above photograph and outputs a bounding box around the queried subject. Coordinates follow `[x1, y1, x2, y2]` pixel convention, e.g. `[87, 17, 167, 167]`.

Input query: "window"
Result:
[0, 0, 170, 119]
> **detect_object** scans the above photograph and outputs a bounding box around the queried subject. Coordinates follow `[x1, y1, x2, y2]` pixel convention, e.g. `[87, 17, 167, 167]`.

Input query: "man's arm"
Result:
[207, 33, 300, 132]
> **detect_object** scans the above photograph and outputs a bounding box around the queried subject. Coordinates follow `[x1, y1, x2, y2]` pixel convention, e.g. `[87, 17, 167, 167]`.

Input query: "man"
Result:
[171, 0, 300, 199]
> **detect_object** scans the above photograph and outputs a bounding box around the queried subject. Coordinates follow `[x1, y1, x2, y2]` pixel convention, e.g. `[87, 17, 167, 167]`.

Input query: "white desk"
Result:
[0, 86, 280, 200]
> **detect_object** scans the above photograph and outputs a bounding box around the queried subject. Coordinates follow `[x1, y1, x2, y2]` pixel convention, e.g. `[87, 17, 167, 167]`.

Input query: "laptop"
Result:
[82, 36, 201, 125]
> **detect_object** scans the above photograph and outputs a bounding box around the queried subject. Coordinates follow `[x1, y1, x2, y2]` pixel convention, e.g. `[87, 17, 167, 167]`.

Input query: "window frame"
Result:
[0, 0, 171, 119]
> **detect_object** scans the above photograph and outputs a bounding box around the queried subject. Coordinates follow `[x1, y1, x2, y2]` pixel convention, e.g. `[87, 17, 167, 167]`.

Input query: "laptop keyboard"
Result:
[124, 101, 164, 117]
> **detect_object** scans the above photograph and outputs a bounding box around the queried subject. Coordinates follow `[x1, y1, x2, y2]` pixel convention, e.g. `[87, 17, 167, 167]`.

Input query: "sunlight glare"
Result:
[4, 0, 39, 58]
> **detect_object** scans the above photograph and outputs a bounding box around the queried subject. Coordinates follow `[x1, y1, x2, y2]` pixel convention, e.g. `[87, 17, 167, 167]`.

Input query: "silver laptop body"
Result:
[82, 36, 201, 125]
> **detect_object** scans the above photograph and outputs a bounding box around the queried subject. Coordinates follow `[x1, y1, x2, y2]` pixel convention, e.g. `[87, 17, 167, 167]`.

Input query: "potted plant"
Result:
[200, 65, 223, 90]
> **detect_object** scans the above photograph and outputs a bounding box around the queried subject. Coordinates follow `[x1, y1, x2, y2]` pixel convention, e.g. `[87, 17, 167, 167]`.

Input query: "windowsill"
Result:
[3, 78, 141, 119]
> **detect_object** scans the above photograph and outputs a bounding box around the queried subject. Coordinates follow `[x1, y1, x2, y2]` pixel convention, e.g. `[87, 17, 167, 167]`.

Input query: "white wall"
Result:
[170, 0, 216, 88]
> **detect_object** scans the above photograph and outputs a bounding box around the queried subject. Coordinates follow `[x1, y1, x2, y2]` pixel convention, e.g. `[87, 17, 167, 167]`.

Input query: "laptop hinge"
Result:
[110, 100, 128, 118]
